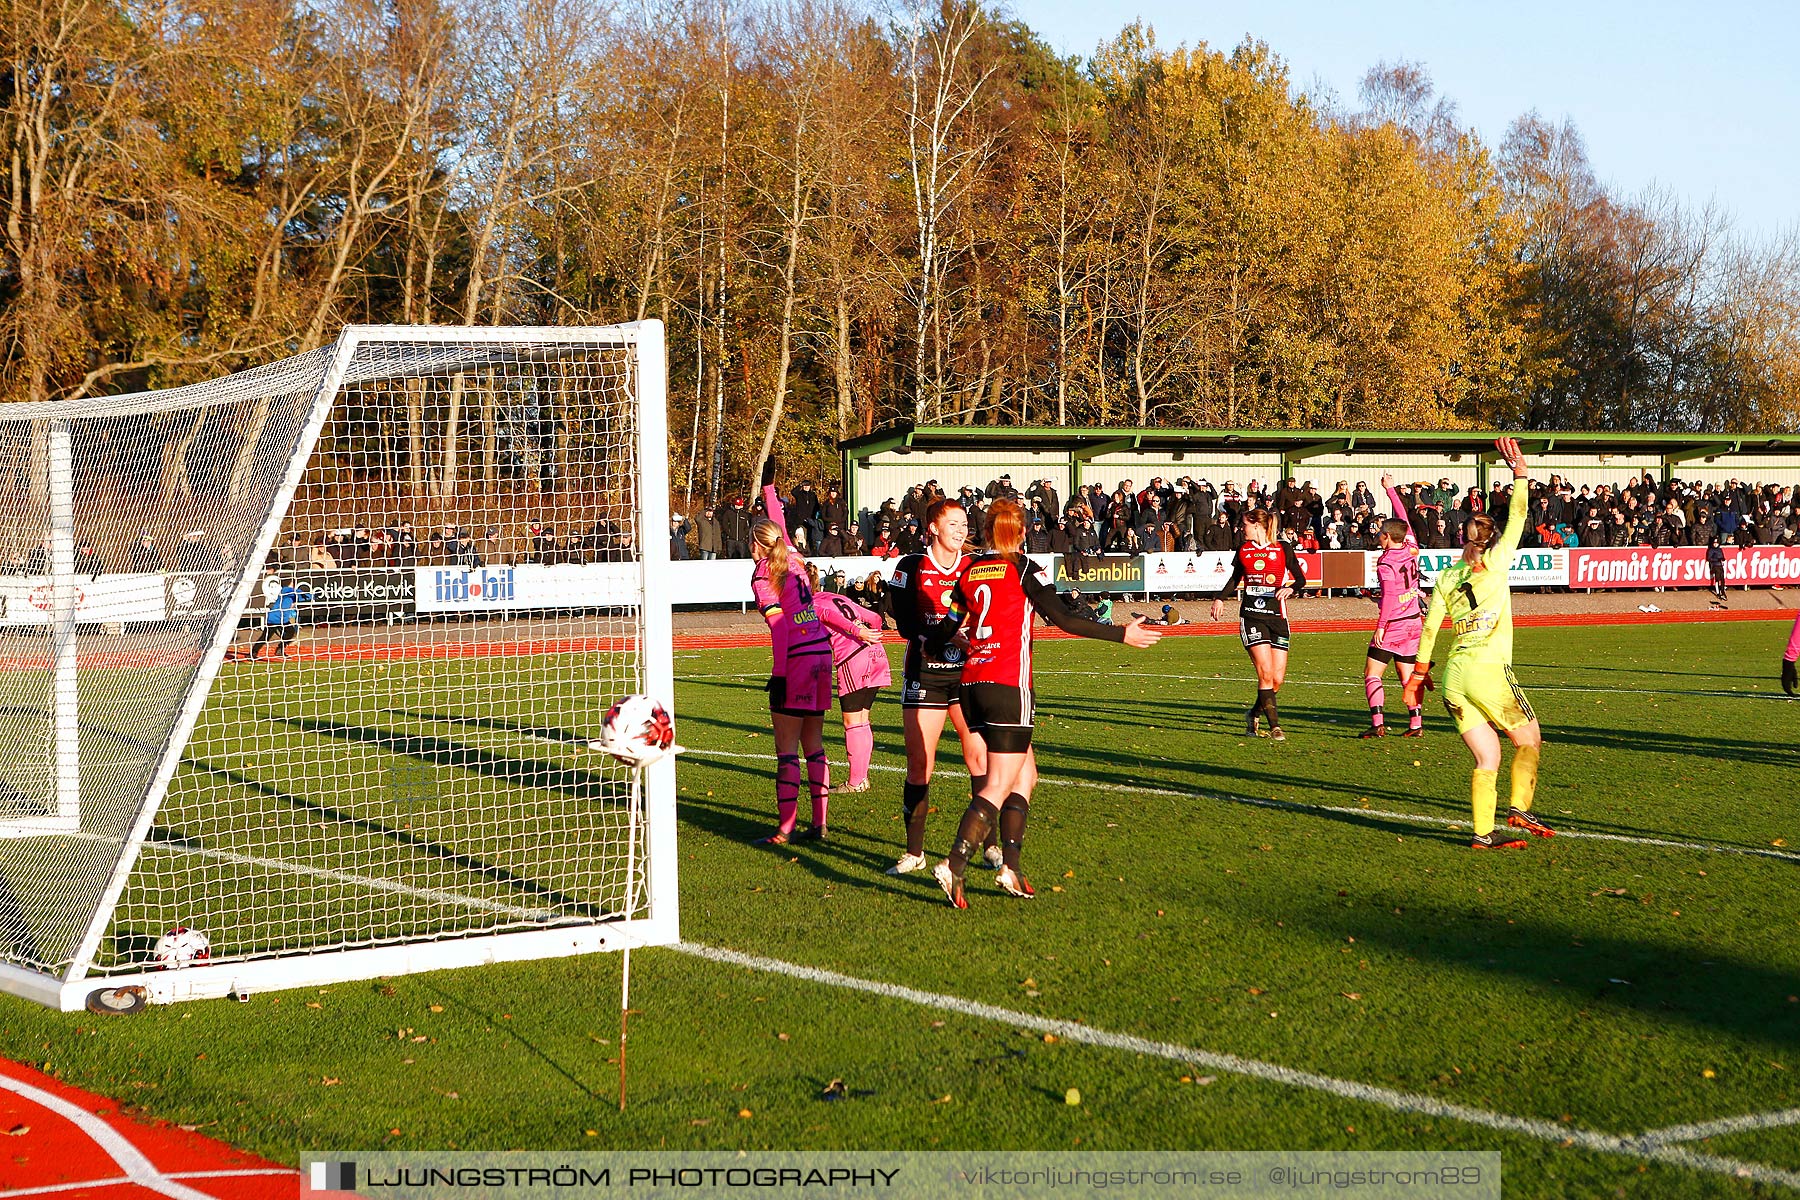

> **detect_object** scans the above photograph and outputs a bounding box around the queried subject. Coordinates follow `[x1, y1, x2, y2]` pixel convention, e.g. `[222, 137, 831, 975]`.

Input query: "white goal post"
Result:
[0, 323, 678, 1011]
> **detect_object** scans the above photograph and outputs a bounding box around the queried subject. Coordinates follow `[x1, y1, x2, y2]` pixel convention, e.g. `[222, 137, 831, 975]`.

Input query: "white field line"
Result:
[1637, 1108, 1800, 1147]
[68, 830, 555, 920]
[685, 749, 1800, 866]
[0, 1073, 216, 1200]
[677, 942, 1800, 1191]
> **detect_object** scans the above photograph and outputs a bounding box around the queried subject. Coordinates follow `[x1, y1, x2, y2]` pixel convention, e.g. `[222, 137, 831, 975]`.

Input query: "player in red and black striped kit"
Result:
[884, 499, 990, 875]
[1209, 509, 1308, 741]
[926, 500, 1162, 908]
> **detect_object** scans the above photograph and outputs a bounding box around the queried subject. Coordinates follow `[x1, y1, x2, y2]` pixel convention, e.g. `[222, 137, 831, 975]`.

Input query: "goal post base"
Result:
[5, 916, 679, 1012]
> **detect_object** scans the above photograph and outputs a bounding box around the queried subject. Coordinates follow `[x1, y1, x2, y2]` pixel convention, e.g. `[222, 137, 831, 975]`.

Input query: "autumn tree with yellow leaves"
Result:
[2, 0, 1794, 499]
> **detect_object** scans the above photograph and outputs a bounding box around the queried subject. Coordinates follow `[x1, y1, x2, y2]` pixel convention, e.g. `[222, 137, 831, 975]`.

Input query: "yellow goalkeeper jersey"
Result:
[1421, 482, 1530, 666]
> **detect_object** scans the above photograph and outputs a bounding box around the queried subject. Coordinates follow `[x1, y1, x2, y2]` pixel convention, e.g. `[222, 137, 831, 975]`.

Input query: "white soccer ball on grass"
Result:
[152, 926, 211, 970]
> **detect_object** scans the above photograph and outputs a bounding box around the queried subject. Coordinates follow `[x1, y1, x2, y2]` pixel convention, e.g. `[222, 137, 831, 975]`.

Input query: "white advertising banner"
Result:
[0, 573, 167, 626]
[416, 557, 907, 612]
[1142, 552, 1237, 595]
[1415, 548, 1568, 588]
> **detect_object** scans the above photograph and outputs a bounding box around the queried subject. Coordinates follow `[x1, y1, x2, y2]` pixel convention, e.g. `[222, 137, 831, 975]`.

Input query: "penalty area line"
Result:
[675, 942, 1800, 1192]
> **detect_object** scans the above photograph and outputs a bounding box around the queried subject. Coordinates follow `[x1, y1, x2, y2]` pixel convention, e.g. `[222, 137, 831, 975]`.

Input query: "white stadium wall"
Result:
[1665, 455, 1799, 488]
[1081, 453, 1283, 493]
[1527, 454, 1664, 492]
[853, 449, 1073, 512]
[1285, 456, 1480, 495]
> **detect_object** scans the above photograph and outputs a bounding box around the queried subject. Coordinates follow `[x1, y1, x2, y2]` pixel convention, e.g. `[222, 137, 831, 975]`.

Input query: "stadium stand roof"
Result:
[838, 424, 1800, 515]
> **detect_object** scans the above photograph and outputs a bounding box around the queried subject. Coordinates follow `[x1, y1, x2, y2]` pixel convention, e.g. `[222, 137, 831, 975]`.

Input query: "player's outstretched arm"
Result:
[1021, 567, 1157, 646]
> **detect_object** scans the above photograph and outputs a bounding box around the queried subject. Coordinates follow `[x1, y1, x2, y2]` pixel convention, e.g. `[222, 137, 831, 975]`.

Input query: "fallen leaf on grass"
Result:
[1247, 987, 1265, 996]
[738, 1108, 753, 1119]
[305, 1002, 323, 1010]
[428, 1005, 443, 1013]
[320, 1077, 340, 1086]
[1590, 888, 1628, 897]
[1051, 886, 1064, 893]
[1340, 993, 1362, 1001]
[1042, 1034, 1059, 1044]
[931, 1095, 952, 1104]
[690, 1119, 711, 1126]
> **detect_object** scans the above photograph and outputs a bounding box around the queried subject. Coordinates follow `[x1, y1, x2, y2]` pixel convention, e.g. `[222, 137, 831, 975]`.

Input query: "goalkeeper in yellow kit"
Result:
[1406, 438, 1551, 850]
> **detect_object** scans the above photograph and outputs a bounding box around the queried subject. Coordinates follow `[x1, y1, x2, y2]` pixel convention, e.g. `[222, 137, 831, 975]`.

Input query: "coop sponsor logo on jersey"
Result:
[429, 567, 516, 606]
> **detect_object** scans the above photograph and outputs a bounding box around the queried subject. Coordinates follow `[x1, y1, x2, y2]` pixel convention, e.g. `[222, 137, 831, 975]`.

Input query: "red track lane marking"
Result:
[0, 1060, 293, 1200]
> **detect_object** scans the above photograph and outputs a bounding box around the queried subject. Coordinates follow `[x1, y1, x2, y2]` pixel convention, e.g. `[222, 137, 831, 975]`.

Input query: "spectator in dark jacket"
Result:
[720, 497, 751, 558]
[694, 506, 722, 559]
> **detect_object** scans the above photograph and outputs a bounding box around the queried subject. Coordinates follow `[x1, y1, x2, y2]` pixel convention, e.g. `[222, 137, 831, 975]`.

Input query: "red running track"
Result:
[0, 1059, 304, 1199]
[23, 605, 1787, 669]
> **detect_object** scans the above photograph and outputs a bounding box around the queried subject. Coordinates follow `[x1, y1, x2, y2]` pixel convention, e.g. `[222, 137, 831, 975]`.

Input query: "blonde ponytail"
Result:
[752, 521, 792, 595]
[1462, 514, 1498, 567]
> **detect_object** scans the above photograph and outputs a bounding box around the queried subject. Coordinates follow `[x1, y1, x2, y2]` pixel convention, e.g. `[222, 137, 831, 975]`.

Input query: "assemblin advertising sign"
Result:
[1048, 555, 1146, 593]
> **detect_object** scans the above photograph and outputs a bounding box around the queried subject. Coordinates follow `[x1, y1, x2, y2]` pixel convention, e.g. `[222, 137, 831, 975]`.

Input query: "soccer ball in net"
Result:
[152, 926, 211, 970]
[591, 695, 680, 766]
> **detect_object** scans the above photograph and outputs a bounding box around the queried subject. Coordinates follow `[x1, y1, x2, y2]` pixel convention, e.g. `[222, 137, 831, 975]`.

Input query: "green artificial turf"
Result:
[1, 621, 1796, 1198]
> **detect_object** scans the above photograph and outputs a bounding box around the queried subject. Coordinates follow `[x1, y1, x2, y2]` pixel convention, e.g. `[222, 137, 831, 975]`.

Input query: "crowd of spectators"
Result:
[0, 515, 646, 579]
[673, 471, 1800, 560]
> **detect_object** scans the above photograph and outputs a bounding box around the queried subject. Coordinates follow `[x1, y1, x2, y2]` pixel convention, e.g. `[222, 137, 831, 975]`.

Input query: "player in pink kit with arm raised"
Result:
[806, 565, 891, 791]
[749, 470, 840, 844]
[1362, 473, 1428, 738]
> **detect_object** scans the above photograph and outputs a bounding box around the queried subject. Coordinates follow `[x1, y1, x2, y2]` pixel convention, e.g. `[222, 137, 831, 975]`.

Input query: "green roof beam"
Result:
[1662, 442, 1741, 466]
[1070, 436, 1141, 462]
[1285, 439, 1356, 461]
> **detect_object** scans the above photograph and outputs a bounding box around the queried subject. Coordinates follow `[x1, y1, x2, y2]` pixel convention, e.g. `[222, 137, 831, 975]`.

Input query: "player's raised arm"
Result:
[759, 459, 797, 552]
[1382, 472, 1418, 542]
[1491, 437, 1532, 561]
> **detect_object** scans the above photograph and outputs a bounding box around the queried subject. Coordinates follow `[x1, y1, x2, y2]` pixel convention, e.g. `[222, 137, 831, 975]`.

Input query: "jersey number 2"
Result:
[972, 584, 994, 639]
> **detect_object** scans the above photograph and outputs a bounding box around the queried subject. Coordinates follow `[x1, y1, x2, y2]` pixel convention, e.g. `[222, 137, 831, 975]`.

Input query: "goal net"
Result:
[0, 324, 677, 1010]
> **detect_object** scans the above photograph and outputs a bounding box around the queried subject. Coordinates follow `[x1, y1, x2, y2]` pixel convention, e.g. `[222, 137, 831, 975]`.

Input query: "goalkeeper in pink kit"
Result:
[1362, 473, 1427, 737]
[750, 469, 861, 844]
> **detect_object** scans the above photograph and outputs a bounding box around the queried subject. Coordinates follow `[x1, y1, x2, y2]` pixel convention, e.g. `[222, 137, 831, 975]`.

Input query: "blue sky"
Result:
[1012, 0, 1800, 242]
